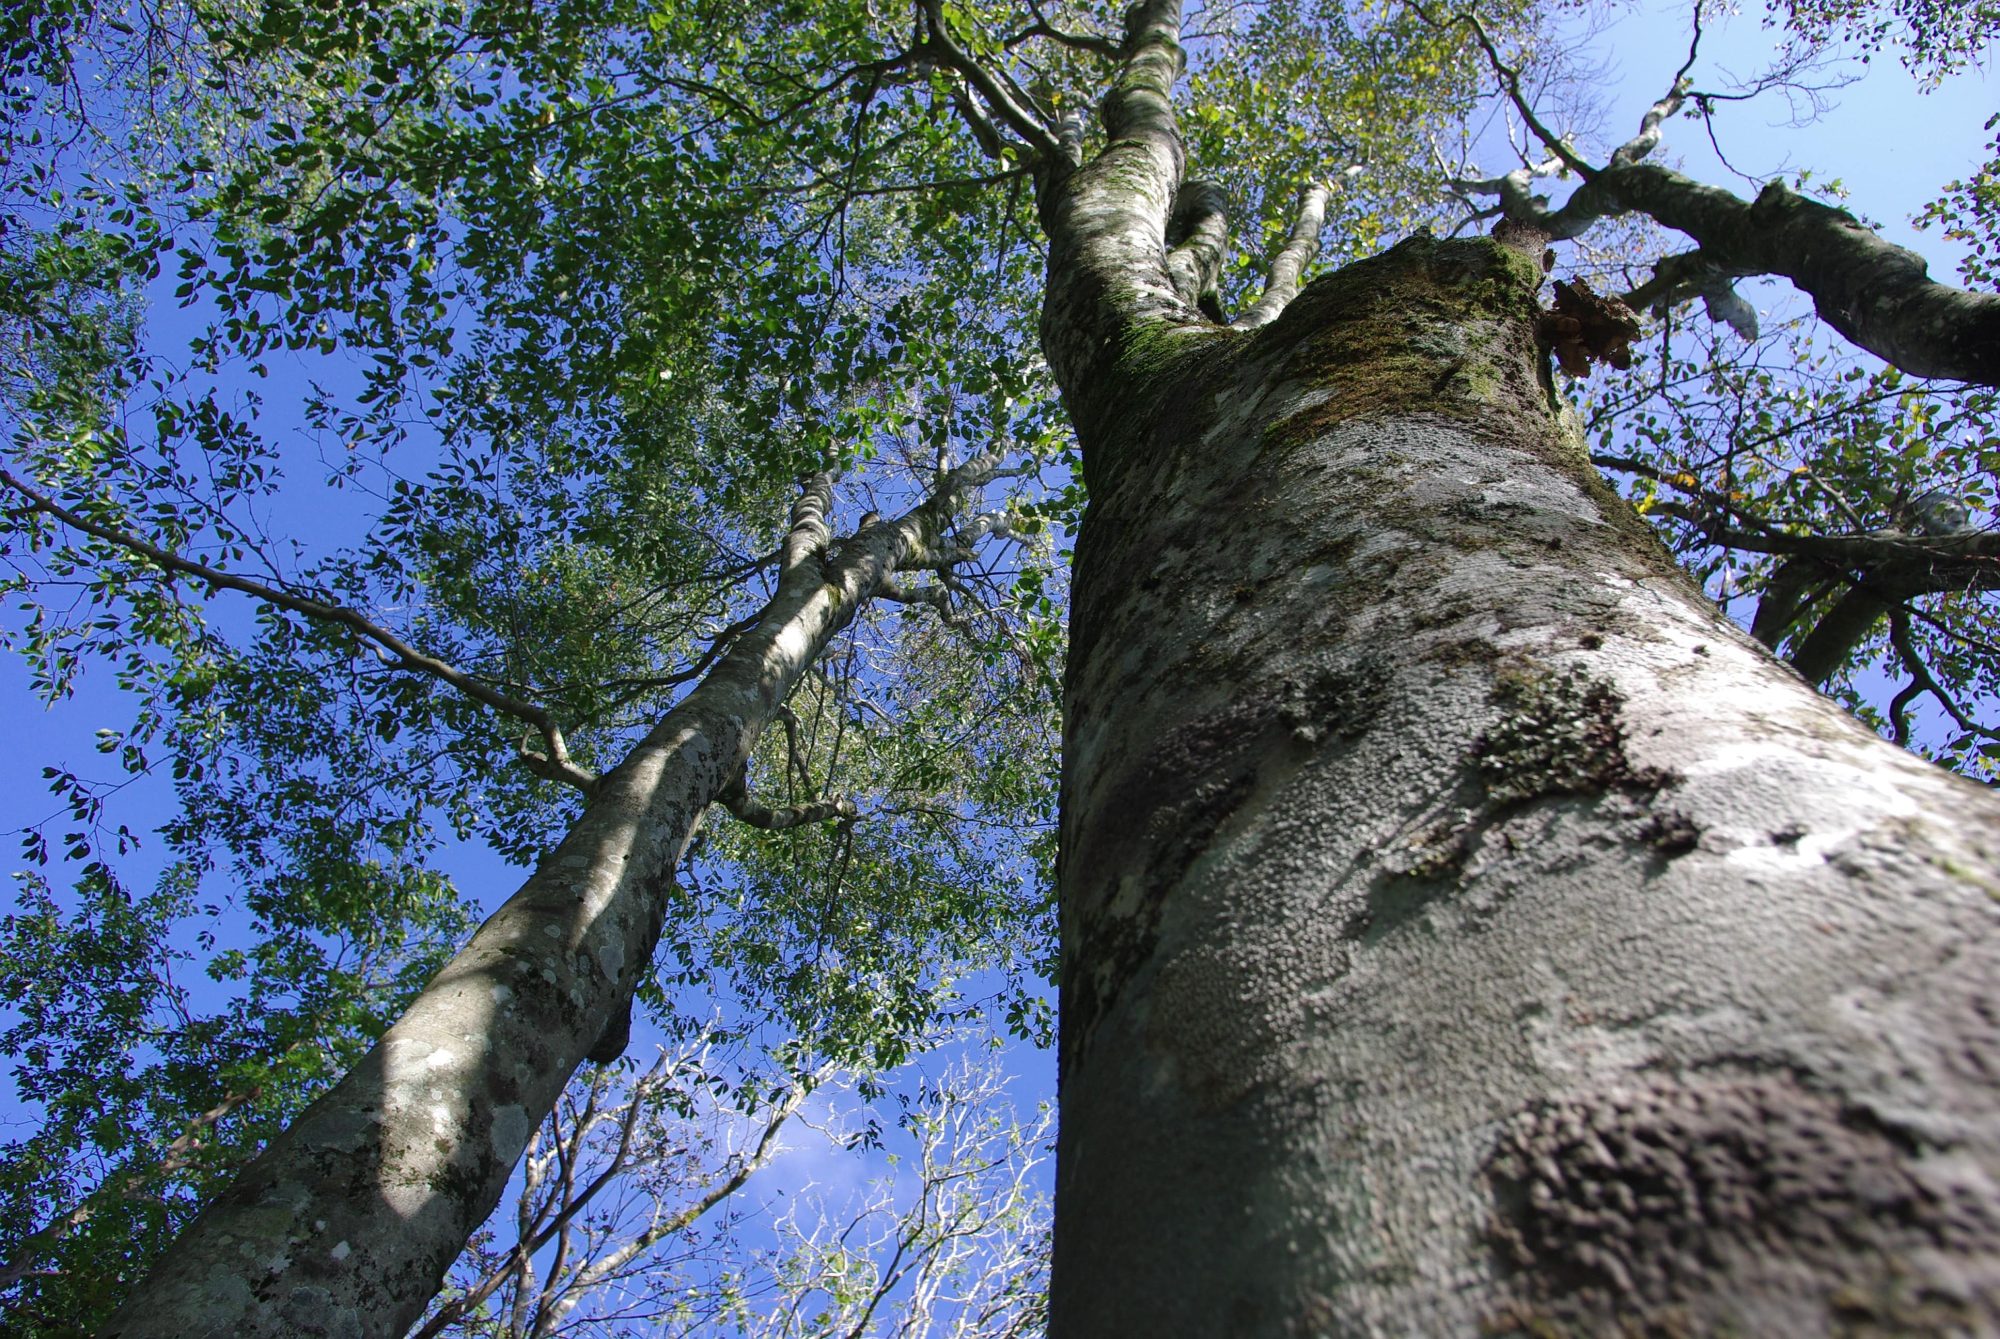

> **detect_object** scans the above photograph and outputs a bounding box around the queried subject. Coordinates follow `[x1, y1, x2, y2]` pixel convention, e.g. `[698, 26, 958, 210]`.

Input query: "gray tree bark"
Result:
[1036, 7, 2000, 1334]
[102, 458, 1002, 1339]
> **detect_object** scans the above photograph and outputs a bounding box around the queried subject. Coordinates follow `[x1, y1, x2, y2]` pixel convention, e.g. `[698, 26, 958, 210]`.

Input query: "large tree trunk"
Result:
[1048, 231, 2000, 1333]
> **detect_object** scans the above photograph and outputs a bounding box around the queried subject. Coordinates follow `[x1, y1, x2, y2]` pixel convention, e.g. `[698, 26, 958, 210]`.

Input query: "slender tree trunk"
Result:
[104, 461, 997, 1338]
[1047, 229, 2000, 1332]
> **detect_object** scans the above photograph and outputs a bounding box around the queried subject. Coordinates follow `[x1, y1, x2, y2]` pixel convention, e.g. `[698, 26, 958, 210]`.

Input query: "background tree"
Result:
[2, 1, 1067, 1329]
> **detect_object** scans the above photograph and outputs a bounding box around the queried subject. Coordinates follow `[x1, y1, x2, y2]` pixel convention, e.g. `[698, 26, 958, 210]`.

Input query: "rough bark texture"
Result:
[1046, 231, 2000, 1334]
[104, 467, 990, 1338]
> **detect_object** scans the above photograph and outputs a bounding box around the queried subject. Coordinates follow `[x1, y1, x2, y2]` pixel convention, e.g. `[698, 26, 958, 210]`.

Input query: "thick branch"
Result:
[1757, 525, 1994, 689]
[1100, 0, 1184, 146]
[782, 470, 839, 572]
[1619, 248, 1758, 340]
[1608, 74, 1690, 169]
[1606, 460, 1999, 674]
[1447, 152, 1566, 224]
[1164, 178, 1230, 316]
[1606, 172, 2000, 383]
[1457, 58, 2000, 382]
[717, 769, 859, 828]
[879, 573, 979, 633]
[1787, 583, 1890, 685]
[1656, 506, 2000, 586]
[515, 734, 599, 797]
[717, 444, 1015, 833]
[713, 702, 856, 830]
[1751, 555, 1825, 650]
[1037, 0, 1211, 437]
[948, 82, 1009, 161]
[1232, 183, 1330, 330]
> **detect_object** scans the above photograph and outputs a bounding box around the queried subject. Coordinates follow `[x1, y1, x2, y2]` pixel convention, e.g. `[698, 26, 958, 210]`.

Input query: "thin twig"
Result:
[2, 469, 597, 793]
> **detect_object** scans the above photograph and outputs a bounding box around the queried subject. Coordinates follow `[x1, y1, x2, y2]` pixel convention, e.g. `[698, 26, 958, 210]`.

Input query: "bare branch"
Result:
[920, 0, 1064, 161]
[1430, 6, 1597, 179]
[534, 1077, 814, 1328]
[411, 1055, 787, 1339]
[1008, 0, 1122, 58]
[1890, 611, 1999, 742]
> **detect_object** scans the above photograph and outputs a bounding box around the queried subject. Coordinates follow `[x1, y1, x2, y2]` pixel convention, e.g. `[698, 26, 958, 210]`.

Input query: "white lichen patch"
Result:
[595, 927, 625, 982]
[491, 1104, 532, 1163]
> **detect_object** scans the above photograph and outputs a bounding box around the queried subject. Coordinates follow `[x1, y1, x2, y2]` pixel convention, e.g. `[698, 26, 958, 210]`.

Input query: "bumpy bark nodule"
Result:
[1050, 233, 2000, 1334]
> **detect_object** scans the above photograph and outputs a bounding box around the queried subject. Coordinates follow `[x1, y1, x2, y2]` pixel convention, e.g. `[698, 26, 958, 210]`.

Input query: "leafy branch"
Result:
[0, 467, 596, 792]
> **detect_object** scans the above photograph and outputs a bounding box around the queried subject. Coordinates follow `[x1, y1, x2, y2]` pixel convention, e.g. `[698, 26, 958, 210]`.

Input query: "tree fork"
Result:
[1049, 231, 2000, 1333]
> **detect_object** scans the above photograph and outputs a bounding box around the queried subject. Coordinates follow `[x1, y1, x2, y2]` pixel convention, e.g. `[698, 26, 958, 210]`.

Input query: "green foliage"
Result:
[1769, 0, 2000, 79]
[1180, 0, 1498, 277]
[0, 851, 469, 1333]
[1918, 112, 2000, 290]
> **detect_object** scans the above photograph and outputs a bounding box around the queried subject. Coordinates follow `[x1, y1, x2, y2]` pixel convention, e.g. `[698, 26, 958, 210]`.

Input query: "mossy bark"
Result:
[1048, 233, 2000, 1334]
